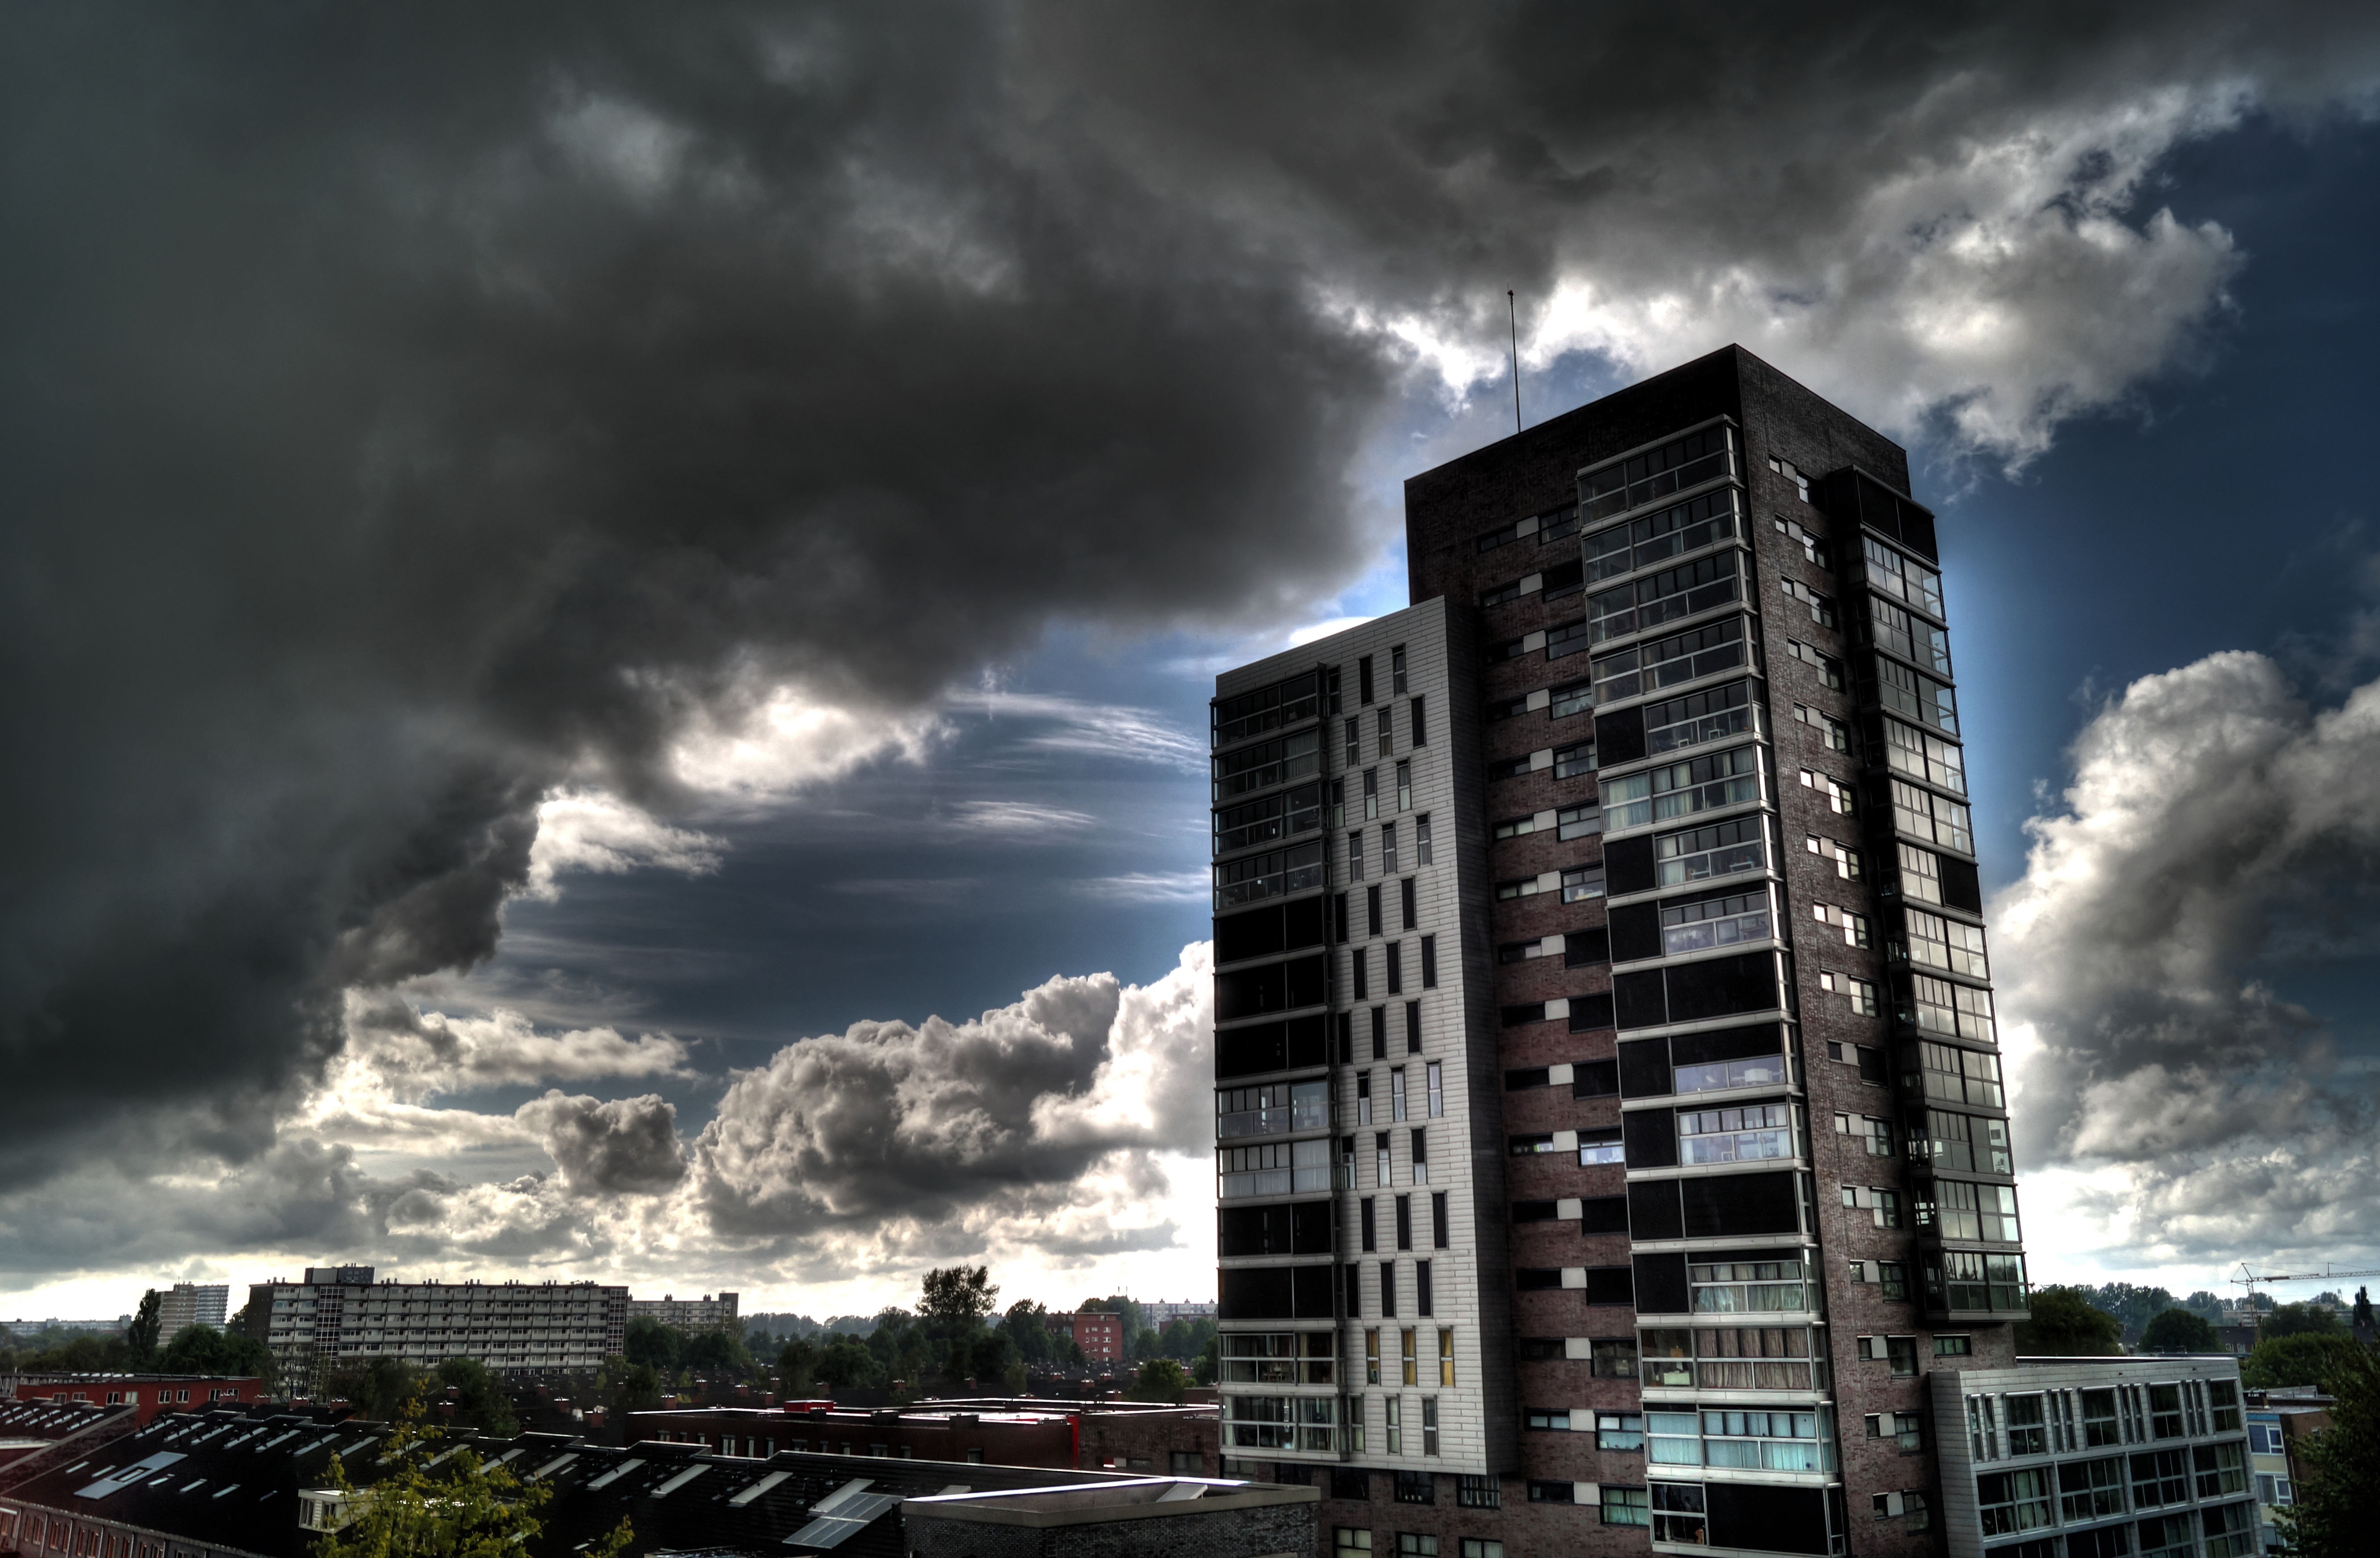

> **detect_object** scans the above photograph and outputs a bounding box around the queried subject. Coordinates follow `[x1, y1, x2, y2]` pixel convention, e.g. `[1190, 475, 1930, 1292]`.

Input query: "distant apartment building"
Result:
[239, 1267, 628, 1390]
[154, 1283, 228, 1336]
[1054, 1312, 1125, 1366]
[629, 1292, 741, 1332]
[1142, 1301, 1220, 1331]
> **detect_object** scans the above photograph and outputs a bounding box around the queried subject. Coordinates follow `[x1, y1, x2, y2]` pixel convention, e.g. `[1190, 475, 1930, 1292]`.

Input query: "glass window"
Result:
[1554, 739, 1596, 778]
[1582, 428, 1736, 525]
[2004, 1393, 2047, 1456]
[1415, 815, 1432, 866]
[1976, 1469, 2053, 1537]
[2195, 1441, 2247, 1498]
[2132, 1449, 2190, 1507]
[1589, 551, 1742, 644]
[1862, 535, 1944, 618]
[1889, 778, 1972, 852]
[1676, 1103, 1793, 1164]
[1391, 647, 1407, 695]
[2082, 1389, 2121, 1447]
[1676, 1048, 1786, 1094]
[1335, 1530, 1373, 1556]
[1599, 1485, 1650, 1526]
[1875, 655, 1958, 735]
[1578, 1129, 1624, 1165]
[1592, 1338, 1638, 1379]
[1214, 728, 1323, 801]
[1395, 761, 1411, 812]
[1603, 745, 1760, 831]
[1903, 908, 1989, 978]
[1551, 680, 1592, 719]
[1688, 1259, 1810, 1315]
[1214, 782, 1325, 856]
[1661, 889, 1771, 955]
[1213, 841, 1326, 911]
[1913, 1039, 2003, 1102]
[1882, 718, 1966, 794]
[1653, 814, 1767, 887]
[1591, 615, 1749, 704]
[1560, 866, 1605, 903]
[1557, 803, 1603, 840]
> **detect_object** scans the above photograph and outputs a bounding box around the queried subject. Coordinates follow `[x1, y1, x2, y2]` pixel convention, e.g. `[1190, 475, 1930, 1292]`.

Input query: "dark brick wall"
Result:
[1077, 1406, 1219, 1474]
[1389, 344, 1989, 1558]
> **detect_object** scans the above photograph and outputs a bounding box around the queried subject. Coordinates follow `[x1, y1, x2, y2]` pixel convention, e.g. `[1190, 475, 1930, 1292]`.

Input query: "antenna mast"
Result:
[1507, 290, 1522, 435]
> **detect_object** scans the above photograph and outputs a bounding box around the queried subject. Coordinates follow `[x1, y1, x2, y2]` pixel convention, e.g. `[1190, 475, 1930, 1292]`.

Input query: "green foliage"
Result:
[2356, 1286, 2374, 1332]
[1193, 1335, 1218, 1386]
[2183, 1291, 2227, 1321]
[2014, 1286, 2121, 1356]
[682, 1328, 751, 1374]
[1128, 1327, 1162, 1363]
[310, 1399, 631, 1558]
[610, 1361, 663, 1419]
[2273, 1342, 2380, 1557]
[2267, 1301, 2344, 1339]
[1126, 1358, 1190, 1404]
[2084, 1283, 2176, 1333]
[2244, 1334, 2368, 1390]
[623, 1315, 685, 1372]
[2140, 1308, 2220, 1353]
[126, 1291, 163, 1365]
[777, 1336, 819, 1394]
[160, 1323, 277, 1386]
[326, 1357, 426, 1420]
[1155, 1317, 1216, 1361]
[920, 1267, 999, 1326]
[815, 1336, 883, 1390]
[433, 1359, 518, 1438]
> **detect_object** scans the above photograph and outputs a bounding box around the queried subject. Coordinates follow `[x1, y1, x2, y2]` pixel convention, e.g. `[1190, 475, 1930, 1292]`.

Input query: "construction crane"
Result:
[2231, 1264, 2380, 1343]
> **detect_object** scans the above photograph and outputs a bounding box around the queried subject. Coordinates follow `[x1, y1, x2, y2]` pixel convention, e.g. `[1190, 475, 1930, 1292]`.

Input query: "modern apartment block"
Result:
[240, 1267, 628, 1390]
[1211, 346, 2028, 1556]
[154, 1282, 228, 1335]
[629, 1291, 741, 1333]
[1930, 1358, 2257, 1558]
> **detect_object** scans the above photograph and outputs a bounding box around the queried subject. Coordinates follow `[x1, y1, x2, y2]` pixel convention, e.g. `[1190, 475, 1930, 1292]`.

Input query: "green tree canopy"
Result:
[682, 1328, 752, 1375]
[777, 1336, 820, 1394]
[2355, 1286, 2374, 1332]
[610, 1360, 663, 1420]
[434, 1359, 518, 1438]
[2141, 1309, 2221, 1353]
[2244, 1333, 2368, 1391]
[2273, 1342, 2380, 1557]
[921, 1267, 1000, 1328]
[326, 1356, 425, 1420]
[815, 1336, 883, 1390]
[1126, 1358, 1190, 1405]
[2014, 1286, 2121, 1355]
[1193, 1334, 1219, 1387]
[160, 1323, 276, 1386]
[622, 1315, 686, 1372]
[126, 1291, 162, 1365]
[2267, 1302, 2344, 1339]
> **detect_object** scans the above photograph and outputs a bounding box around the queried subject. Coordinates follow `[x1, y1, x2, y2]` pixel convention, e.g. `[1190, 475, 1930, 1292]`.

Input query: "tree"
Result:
[2087, 1283, 2176, 1333]
[2140, 1309, 2219, 1353]
[623, 1315, 687, 1372]
[2273, 1342, 2380, 1557]
[326, 1357, 425, 1420]
[434, 1359, 518, 1438]
[2356, 1286, 2375, 1332]
[682, 1329, 752, 1375]
[160, 1323, 276, 1387]
[2267, 1302, 2344, 1339]
[999, 1301, 1053, 1366]
[1127, 1358, 1190, 1405]
[777, 1337, 819, 1395]
[1193, 1334, 1219, 1387]
[126, 1291, 163, 1365]
[2244, 1334, 2368, 1391]
[815, 1336, 883, 1390]
[2013, 1286, 2120, 1355]
[2184, 1290, 2227, 1322]
[921, 1267, 1000, 1327]
[611, 1361, 663, 1419]
[312, 1399, 631, 1558]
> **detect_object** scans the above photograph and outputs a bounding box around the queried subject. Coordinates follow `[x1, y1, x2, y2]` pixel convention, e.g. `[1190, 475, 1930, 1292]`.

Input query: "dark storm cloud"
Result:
[4, 0, 2379, 1189]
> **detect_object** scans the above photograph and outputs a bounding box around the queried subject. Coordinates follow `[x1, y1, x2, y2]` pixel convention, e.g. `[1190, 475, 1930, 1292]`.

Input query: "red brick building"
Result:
[0, 1373, 264, 1427]
[1054, 1311, 1124, 1364]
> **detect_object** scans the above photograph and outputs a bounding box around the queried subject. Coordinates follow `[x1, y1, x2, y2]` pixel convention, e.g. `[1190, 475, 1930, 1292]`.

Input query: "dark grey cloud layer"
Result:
[4, 2, 2379, 1196]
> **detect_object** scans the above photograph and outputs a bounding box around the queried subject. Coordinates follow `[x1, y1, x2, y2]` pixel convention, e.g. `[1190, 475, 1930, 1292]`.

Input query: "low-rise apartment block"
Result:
[239, 1267, 627, 1390]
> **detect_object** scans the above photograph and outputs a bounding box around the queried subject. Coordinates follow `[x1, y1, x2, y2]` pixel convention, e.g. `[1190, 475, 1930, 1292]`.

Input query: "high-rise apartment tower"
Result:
[1211, 346, 2028, 1557]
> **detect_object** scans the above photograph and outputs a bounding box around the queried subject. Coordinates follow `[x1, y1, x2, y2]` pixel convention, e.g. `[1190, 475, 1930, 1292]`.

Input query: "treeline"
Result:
[742, 1314, 878, 1343]
[766, 1271, 1219, 1400]
[0, 1288, 275, 1386]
